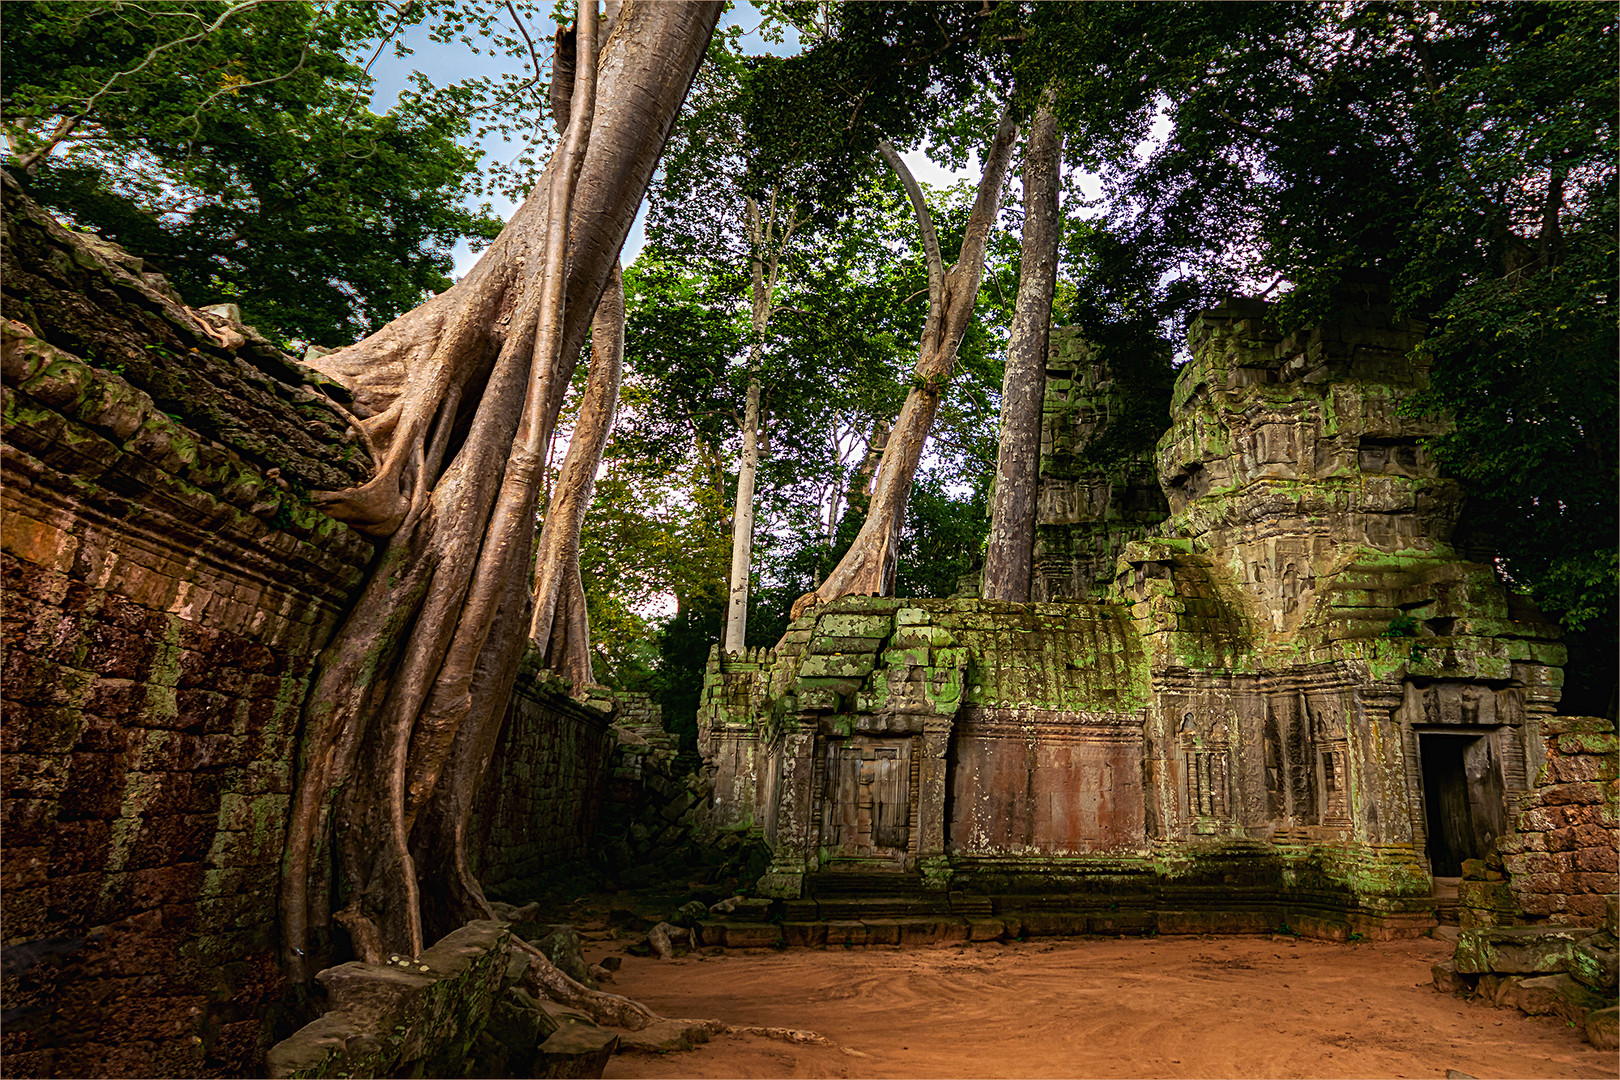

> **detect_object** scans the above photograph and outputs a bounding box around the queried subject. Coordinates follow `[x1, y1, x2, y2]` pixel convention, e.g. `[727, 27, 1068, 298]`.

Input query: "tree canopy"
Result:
[2, 0, 512, 346]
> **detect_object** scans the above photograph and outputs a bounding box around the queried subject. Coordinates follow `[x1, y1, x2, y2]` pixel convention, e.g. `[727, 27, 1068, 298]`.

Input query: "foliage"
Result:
[1049, 1, 1616, 664]
[2, 0, 521, 346]
[1410, 230, 1618, 633]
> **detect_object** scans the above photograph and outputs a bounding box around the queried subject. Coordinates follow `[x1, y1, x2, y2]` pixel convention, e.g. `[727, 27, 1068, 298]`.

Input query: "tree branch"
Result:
[877, 138, 946, 317]
[13, 0, 276, 171]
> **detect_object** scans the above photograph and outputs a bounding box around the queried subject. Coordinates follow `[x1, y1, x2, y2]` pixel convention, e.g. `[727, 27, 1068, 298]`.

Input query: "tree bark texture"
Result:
[982, 98, 1062, 602]
[791, 107, 1020, 618]
[530, 262, 625, 686]
[279, 0, 720, 981]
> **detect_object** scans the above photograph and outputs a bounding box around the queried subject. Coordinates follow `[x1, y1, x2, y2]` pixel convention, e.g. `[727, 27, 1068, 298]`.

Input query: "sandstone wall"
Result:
[470, 668, 617, 898]
[2, 178, 374, 1077]
[1462, 715, 1619, 928]
[1032, 329, 1168, 602]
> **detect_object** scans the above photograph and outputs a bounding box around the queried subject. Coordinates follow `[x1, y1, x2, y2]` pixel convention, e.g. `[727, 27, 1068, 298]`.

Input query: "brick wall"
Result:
[1466, 716, 1619, 928]
[470, 668, 616, 897]
[0, 364, 373, 1075]
[2, 177, 375, 1077]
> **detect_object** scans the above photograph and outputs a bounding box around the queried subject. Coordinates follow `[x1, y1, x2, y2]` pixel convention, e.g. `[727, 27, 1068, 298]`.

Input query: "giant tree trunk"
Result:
[530, 262, 625, 686]
[791, 108, 1019, 617]
[280, 0, 721, 981]
[982, 97, 1062, 602]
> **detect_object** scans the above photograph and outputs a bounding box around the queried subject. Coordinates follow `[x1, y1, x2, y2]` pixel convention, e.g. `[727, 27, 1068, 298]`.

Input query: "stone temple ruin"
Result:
[2, 165, 1614, 1075]
[699, 291, 1577, 939]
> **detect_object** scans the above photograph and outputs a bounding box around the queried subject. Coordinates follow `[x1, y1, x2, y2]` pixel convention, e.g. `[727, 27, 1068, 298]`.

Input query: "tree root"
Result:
[515, 939, 663, 1031]
[512, 938, 834, 1049]
[704, 1022, 834, 1046]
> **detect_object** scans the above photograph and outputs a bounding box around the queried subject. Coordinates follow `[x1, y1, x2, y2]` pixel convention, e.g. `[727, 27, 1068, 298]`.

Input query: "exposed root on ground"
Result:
[511, 938, 834, 1048]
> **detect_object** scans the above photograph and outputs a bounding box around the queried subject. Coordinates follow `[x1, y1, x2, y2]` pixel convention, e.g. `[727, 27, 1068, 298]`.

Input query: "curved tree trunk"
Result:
[280, 0, 721, 981]
[530, 262, 625, 686]
[792, 107, 1020, 618]
[983, 96, 1062, 602]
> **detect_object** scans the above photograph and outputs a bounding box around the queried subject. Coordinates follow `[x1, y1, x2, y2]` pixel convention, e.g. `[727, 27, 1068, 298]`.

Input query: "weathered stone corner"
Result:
[265, 921, 511, 1079]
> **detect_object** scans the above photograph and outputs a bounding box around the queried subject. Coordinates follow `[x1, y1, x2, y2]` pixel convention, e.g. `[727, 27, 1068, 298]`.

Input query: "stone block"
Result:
[1569, 932, 1618, 991]
[1017, 912, 1090, 938]
[825, 921, 868, 947]
[1457, 880, 1517, 914]
[861, 919, 901, 946]
[797, 653, 876, 680]
[818, 614, 892, 640]
[1453, 926, 1593, 975]
[781, 921, 826, 948]
[1088, 911, 1157, 936]
[967, 917, 1006, 941]
[719, 923, 783, 949]
[1431, 959, 1467, 994]
[533, 1020, 618, 1078]
[266, 921, 511, 1078]
[1586, 1006, 1618, 1052]
[727, 898, 775, 923]
[898, 918, 967, 946]
[1500, 974, 1610, 1025]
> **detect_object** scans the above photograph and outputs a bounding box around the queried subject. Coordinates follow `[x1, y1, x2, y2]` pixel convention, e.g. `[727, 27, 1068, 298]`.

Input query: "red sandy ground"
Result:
[599, 935, 1613, 1079]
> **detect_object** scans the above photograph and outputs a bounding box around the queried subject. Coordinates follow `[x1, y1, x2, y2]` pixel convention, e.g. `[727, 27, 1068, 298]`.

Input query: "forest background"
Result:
[6, 0, 1615, 750]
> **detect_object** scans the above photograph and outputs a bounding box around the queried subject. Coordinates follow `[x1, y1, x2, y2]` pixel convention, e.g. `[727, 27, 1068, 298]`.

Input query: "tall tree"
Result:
[792, 107, 1018, 613]
[279, 0, 722, 987]
[982, 93, 1061, 602]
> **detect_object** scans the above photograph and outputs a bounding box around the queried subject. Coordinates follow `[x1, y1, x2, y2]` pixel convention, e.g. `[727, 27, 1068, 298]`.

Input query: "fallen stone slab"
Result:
[1570, 930, 1618, 991]
[1431, 959, 1467, 994]
[265, 921, 511, 1079]
[1498, 973, 1610, 1025]
[1586, 1006, 1618, 1052]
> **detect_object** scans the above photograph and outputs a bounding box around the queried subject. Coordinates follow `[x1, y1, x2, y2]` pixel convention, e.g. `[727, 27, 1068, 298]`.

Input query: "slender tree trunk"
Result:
[983, 97, 1062, 602]
[834, 420, 889, 537]
[722, 376, 761, 652]
[530, 262, 625, 685]
[791, 107, 1019, 618]
[280, 0, 720, 981]
[723, 192, 788, 652]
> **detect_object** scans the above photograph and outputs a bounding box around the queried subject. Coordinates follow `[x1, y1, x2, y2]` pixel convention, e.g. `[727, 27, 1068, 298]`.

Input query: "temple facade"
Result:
[698, 292, 1566, 938]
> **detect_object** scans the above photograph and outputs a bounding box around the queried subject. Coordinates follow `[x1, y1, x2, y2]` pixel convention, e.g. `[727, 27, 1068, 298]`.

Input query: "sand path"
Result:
[600, 935, 1611, 1078]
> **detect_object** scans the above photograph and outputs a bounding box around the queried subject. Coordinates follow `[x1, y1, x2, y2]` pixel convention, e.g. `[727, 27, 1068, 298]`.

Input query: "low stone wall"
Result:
[1, 180, 374, 1076]
[265, 921, 511, 1079]
[471, 667, 617, 897]
[1460, 715, 1618, 928]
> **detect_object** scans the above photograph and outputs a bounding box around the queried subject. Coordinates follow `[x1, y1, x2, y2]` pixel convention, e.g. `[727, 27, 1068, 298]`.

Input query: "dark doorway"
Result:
[1419, 732, 1507, 876]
